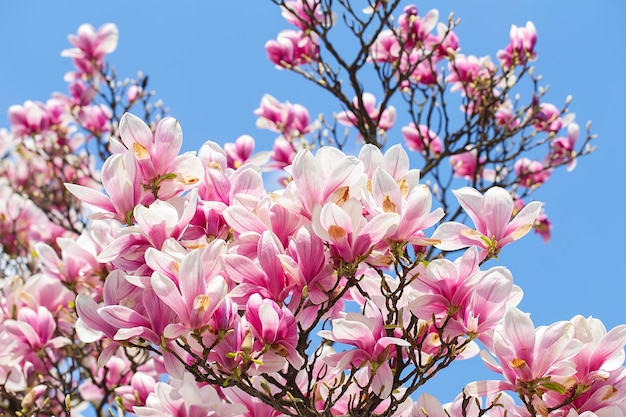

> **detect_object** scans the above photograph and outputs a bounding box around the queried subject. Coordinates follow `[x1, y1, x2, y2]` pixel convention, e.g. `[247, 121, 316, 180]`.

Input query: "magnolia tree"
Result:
[0, 1, 618, 417]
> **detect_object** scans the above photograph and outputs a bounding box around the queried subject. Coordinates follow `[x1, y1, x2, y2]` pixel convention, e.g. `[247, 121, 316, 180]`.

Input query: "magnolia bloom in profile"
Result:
[61, 23, 119, 80]
[265, 29, 319, 69]
[280, 0, 331, 29]
[8, 100, 51, 136]
[432, 186, 542, 259]
[497, 21, 537, 68]
[514, 157, 551, 188]
[114, 113, 204, 199]
[397, 5, 439, 49]
[336, 92, 396, 132]
[549, 122, 579, 171]
[318, 303, 410, 398]
[401, 123, 442, 156]
[466, 307, 583, 400]
[133, 372, 244, 417]
[254, 94, 312, 139]
[244, 293, 303, 370]
[312, 198, 400, 263]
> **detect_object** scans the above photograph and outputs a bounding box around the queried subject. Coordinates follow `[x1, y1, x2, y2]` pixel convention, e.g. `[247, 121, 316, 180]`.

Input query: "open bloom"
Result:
[318, 303, 410, 398]
[265, 29, 319, 69]
[336, 92, 396, 132]
[432, 187, 542, 259]
[116, 113, 203, 200]
[61, 23, 118, 80]
[466, 307, 583, 399]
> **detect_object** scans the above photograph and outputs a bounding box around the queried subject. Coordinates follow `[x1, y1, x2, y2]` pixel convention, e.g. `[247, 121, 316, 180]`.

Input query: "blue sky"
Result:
[1, 0, 625, 406]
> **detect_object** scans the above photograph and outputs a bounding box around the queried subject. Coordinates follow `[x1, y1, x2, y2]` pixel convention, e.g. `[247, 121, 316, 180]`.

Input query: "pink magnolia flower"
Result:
[336, 92, 396, 132]
[127, 84, 141, 102]
[265, 29, 319, 69]
[133, 372, 244, 417]
[466, 307, 583, 399]
[568, 316, 626, 390]
[254, 94, 312, 139]
[364, 166, 444, 245]
[223, 386, 285, 417]
[449, 149, 496, 181]
[533, 212, 552, 243]
[66, 150, 149, 224]
[198, 140, 266, 206]
[67, 80, 97, 107]
[284, 147, 367, 218]
[514, 157, 551, 188]
[96, 193, 197, 272]
[401, 123, 442, 156]
[531, 103, 563, 133]
[446, 54, 496, 97]
[35, 235, 102, 292]
[4, 306, 71, 372]
[222, 231, 297, 303]
[450, 149, 481, 178]
[116, 113, 203, 200]
[151, 244, 229, 339]
[114, 370, 158, 410]
[431, 22, 460, 59]
[268, 135, 296, 171]
[223, 134, 269, 169]
[312, 198, 399, 264]
[497, 21, 537, 68]
[549, 122, 579, 171]
[432, 186, 542, 259]
[369, 30, 401, 63]
[409, 248, 518, 344]
[8, 100, 51, 136]
[281, 0, 331, 29]
[495, 99, 520, 129]
[77, 103, 113, 135]
[397, 5, 439, 49]
[61, 23, 119, 80]
[278, 225, 336, 313]
[399, 49, 439, 86]
[318, 303, 410, 398]
[244, 293, 303, 370]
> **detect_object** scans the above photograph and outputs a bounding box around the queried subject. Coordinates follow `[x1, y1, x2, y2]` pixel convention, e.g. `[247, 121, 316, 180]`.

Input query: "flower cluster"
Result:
[0, 4, 608, 417]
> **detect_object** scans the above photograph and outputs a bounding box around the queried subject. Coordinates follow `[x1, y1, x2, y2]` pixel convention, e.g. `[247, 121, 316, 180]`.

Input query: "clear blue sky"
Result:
[1, 0, 625, 407]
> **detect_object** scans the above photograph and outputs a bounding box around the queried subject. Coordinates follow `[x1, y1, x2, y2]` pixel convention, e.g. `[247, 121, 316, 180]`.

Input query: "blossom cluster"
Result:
[0, 3, 609, 417]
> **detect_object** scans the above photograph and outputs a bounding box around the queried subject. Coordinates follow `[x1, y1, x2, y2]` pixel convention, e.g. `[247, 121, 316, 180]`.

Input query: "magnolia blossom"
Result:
[401, 123, 442, 155]
[254, 94, 312, 138]
[265, 29, 319, 69]
[115, 113, 204, 199]
[447, 54, 496, 97]
[336, 92, 396, 132]
[397, 5, 439, 49]
[244, 293, 303, 370]
[61, 23, 119, 80]
[549, 122, 579, 171]
[134, 372, 244, 417]
[280, 0, 330, 29]
[318, 303, 410, 398]
[514, 157, 551, 188]
[8, 100, 51, 137]
[466, 307, 583, 399]
[369, 29, 401, 63]
[432, 186, 542, 259]
[497, 21, 538, 68]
